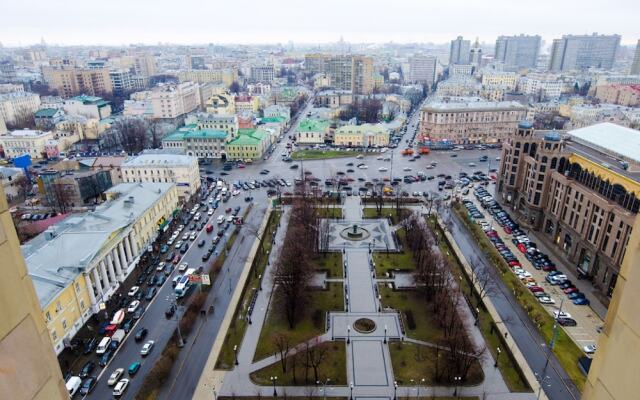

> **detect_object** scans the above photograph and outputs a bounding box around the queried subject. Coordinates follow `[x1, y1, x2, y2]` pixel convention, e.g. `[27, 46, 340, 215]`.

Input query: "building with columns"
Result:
[22, 182, 179, 354]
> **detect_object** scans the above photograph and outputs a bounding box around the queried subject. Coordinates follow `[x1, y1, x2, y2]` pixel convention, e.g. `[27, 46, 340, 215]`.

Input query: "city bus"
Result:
[175, 268, 196, 298]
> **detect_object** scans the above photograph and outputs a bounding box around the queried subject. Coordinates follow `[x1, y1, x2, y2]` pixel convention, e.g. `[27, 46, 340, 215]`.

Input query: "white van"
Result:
[96, 337, 111, 354]
[66, 376, 82, 396]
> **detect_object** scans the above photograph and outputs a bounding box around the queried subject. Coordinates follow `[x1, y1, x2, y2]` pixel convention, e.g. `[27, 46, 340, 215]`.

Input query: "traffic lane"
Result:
[85, 196, 244, 399]
[158, 202, 269, 400]
[447, 209, 580, 400]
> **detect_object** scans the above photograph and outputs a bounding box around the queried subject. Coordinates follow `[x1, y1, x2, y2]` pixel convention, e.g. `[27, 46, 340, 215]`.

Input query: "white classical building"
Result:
[121, 153, 200, 199]
[0, 129, 56, 159]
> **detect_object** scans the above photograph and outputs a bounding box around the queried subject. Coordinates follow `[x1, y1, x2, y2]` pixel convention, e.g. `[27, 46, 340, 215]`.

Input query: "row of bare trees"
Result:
[403, 214, 485, 382]
[271, 192, 322, 329]
[272, 335, 331, 384]
[100, 117, 168, 154]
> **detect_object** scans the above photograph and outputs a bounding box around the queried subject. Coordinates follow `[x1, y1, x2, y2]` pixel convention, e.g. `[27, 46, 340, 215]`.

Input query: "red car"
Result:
[528, 286, 545, 293]
[508, 260, 521, 267]
[172, 254, 181, 264]
[542, 265, 557, 272]
[563, 286, 579, 294]
[486, 231, 499, 237]
[517, 243, 527, 253]
[206, 224, 213, 233]
[504, 226, 512, 234]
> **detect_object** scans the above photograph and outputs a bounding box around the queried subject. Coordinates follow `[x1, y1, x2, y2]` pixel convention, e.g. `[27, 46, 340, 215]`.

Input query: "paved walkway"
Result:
[203, 198, 540, 399]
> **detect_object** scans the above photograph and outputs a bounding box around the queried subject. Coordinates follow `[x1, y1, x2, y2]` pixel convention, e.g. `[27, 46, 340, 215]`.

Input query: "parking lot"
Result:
[462, 187, 603, 356]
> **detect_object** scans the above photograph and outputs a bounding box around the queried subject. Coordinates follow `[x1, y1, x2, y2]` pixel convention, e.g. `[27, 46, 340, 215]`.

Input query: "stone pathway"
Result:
[214, 197, 537, 399]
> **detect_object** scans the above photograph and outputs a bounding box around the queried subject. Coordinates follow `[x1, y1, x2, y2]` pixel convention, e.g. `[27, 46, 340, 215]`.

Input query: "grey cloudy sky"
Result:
[1, 0, 639, 46]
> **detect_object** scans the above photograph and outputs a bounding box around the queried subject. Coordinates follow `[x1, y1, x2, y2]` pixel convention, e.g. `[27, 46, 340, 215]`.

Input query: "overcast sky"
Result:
[1, 0, 639, 47]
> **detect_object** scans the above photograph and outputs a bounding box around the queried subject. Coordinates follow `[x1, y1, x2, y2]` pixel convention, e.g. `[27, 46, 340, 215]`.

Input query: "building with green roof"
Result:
[34, 108, 65, 129]
[63, 94, 112, 120]
[162, 127, 229, 159]
[296, 118, 331, 144]
[226, 128, 271, 161]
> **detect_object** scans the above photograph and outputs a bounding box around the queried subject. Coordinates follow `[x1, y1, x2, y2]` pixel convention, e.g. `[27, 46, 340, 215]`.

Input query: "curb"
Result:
[192, 202, 274, 400]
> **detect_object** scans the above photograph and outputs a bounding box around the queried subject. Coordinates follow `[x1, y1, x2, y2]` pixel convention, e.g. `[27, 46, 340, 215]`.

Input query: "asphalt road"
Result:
[444, 207, 581, 400]
[83, 185, 258, 400]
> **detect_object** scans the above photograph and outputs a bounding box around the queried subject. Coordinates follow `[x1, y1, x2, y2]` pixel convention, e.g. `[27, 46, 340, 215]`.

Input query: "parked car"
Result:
[573, 297, 591, 305]
[113, 378, 129, 397]
[140, 340, 155, 356]
[79, 376, 97, 395]
[556, 317, 577, 327]
[78, 361, 96, 378]
[583, 344, 597, 354]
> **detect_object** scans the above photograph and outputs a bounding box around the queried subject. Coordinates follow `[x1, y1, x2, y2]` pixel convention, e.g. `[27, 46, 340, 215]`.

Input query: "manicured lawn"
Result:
[291, 150, 363, 160]
[373, 245, 416, 275]
[253, 283, 344, 361]
[363, 207, 412, 224]
[250, 341, 347, 386]
[312, 252, 343, 278]
[452, 204, 585, 391]
[317, 207, 343, 219]
[215, 211, 282, 370]
[379, 285, 445, 344]
[389, 341, 484, 386]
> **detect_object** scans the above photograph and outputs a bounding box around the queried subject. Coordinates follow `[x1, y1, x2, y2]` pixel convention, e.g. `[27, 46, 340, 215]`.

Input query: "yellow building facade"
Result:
[0, 186, 68, 400]
[25, 183, 179, 354]
[334, 123, 389, 147]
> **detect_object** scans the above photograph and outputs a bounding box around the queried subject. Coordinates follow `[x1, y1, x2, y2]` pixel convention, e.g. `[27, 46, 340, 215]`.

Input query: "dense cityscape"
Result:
[1, 3, 639, 400]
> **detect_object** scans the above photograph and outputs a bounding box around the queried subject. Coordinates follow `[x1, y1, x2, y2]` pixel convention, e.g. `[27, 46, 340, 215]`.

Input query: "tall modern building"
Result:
[0, 186, 68, 400]
[495, 34, 541, 69]
[469, 38, 483, 66]
[303, 54, 373, 94]
[582, 212, 640, 400]
[549, 33, 621, 72]
[408, 54, 437, 86]
[631, 39, 640, 75]
[449, 36, 471, 65]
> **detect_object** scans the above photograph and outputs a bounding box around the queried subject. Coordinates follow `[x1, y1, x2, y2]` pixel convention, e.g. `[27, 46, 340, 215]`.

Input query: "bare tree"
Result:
[148, 120, 165, 149]
[318, 219, 331, 254]
[113, 117, 148, 153]
[273, 332, 292, 373]
[6, 105, 36, 130]
[305, 340, 329, 384]
[469, 258, 496, 306]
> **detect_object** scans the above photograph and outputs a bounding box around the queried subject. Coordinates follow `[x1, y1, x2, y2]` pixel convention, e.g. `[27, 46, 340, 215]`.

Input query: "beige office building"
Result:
[419, 98, 527, 144]
[0, 185, 68, 400]
[582, 213, 640, 400]
[177, 68, 238, 86]
[42, 66, 113, 97]
[304, 54, 373, 94]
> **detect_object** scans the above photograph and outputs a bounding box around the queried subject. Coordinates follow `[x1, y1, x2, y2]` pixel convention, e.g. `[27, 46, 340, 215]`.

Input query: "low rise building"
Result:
[63, 95, 112, 120]
[205, 92, 235, 114]
[315, 90, 354, 109]
[0, 129, 56, 159]
[234, 94, 260, 113]
[481, 71, 518, 90]
[594, 84, 640, 107]
[263, 104, 291, 123]
[121, 153, 200, 199]
[177, 68, 238, 86]
[334, 123, 389, 147]
[23, 182, 179, 354]
[34, 108, 65, 129]
[498, 122, 640, 301]
[436, 76, 481, 97]
[518, 75, 562, 100]
[296, 119, 331, 144]
[226, 128, 271, 161]
[420, 98, 527, 144]
[38, 168, 113, 208]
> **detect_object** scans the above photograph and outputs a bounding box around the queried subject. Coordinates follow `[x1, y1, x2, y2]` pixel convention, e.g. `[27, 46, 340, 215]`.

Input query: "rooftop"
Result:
[423, 98, 526, 112]
[23, 182, 175, 308]
[122, 153, 197, 168]
[3, 129, 52, 138]
[298, 119, 330, 132]
[568, 123, 640, 165]
[34, 108, 62, 118]
[69, 94, 109, 107]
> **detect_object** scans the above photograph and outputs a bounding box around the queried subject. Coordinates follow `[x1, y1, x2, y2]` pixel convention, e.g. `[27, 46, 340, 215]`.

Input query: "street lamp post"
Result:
[234, 345, 239, 365]
[419, 378, 425, 400]
[347, 325, 351, 344]
[350, 382, 354, 400]
[318, 378, 331, 400]
[384, 324, 387, 344]
[393, 381, 398, 400]
[453, 376, 461, 398]
[475, 307, 480, 326]
[270, 376, 278, 397]
[494, 346, 501, 368]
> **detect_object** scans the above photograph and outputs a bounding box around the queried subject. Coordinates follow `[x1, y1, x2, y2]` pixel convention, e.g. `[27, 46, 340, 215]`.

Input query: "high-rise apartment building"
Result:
[42, 66, 113, 97]
[549, 33, 620, 72]
[0, 185, 68, 400]
[449, 36, 471, 65]
[124, 82, 201, 120]
[495, 34, 541, 69]
[303, 54, 373, 94]
[631, 39, 640, 75]
[408, 54, 437, 86]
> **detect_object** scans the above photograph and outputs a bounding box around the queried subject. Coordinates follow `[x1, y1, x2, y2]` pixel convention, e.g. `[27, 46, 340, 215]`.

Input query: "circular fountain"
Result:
[340, 223, 371, 241]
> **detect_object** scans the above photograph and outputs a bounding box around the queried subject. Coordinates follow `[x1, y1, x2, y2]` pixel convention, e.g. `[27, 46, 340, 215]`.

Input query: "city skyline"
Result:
[2, 0, 640, 47]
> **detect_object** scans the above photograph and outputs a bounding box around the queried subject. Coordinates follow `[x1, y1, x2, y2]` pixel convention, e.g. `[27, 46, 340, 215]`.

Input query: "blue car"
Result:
[573, 297, 590, 305]
[568, 292, 585, 300]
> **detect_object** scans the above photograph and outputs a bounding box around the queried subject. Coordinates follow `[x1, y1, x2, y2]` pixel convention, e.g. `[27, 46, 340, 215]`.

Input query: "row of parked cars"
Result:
[469, 186, 585, 328]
